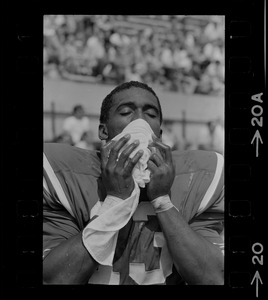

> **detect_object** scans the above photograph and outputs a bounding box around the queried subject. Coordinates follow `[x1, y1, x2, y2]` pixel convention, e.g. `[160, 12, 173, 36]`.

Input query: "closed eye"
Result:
[145, 109, 157, 118]
[120, 112, 132, 116]
[146, 113, 157, 118]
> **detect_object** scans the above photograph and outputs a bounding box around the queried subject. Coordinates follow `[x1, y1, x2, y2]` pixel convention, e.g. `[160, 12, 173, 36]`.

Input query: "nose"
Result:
[133, 109, 146, 122]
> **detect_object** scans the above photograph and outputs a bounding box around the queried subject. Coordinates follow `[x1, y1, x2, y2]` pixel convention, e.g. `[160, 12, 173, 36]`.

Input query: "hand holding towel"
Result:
[82, 119, 154, 265]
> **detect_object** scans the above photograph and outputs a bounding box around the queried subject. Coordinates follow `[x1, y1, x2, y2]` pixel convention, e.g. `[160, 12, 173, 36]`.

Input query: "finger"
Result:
[148, 134, 161, 147]
[124, 149, 144, 174]
[116, 139, 140, 169]
[148, 145, 162, 158]
[149, 146, 157, 155]
[148, 141, 164, 162]
[108, 134, 131, 165]
[151, 140, 172, 163]
[101, 139, 116, 155]
[152, 133, 160, 141]
[148, 138, 164, 156]
[149, 152, 164, 167]
[155, 140, 173, 164]
[147, 159, 158, 173]
[100, 140, 116, 168]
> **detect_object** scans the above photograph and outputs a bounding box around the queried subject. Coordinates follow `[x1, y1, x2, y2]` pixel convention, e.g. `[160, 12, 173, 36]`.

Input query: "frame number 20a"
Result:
[250, 93, 263, 157]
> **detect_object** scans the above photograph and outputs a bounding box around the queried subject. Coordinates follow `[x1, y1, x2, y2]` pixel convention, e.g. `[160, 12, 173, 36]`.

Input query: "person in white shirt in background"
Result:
[161, 120, 180, 151]
[196, 118, 224, 155]
[62, 104, 91, 145]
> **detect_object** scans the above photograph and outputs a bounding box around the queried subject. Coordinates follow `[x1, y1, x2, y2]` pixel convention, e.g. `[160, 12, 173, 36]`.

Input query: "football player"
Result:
[43, 81, 224, 285]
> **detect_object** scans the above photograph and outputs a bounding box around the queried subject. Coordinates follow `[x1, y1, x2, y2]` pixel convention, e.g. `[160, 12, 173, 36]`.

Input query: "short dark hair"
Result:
[73, 105, 84, 114]
[99, 81, 163, 124]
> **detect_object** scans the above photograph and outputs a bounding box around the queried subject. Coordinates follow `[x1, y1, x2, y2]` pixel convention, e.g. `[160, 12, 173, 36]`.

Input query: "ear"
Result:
[98, 123, 109, 141]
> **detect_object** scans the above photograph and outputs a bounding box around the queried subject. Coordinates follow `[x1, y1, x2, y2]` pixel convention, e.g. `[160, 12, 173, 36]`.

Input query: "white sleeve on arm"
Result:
[85, 117, 91, 131]
[82, 182, 140, 266]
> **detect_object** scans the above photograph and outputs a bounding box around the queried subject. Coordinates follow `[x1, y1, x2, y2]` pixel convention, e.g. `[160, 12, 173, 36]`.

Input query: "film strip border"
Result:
[10, 18, 43, 287]
[225, 0, 266, 298]
[1, 1, 266, 296]
[2, 11, 43, 290]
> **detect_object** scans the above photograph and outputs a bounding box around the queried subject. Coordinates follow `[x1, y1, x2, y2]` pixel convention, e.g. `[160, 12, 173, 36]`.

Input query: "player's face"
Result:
[99, 87, 162, 141]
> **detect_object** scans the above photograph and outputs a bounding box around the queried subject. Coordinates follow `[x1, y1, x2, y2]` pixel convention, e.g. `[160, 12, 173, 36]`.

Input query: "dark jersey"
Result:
[43, 143, 224, 284]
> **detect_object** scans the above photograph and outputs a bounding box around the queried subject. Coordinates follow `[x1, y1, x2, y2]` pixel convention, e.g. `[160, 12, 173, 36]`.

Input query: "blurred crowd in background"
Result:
[44, 15, 224, 155]
[44, 15, 224, 95]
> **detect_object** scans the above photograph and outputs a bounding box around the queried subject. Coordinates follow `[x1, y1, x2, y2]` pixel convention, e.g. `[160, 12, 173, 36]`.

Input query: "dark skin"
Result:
[43, 87, 223, 284]
[99, 87, 172, 200]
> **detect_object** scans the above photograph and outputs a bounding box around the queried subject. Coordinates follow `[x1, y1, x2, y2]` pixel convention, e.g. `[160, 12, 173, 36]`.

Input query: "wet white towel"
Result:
[82, 119, 154, 266]
[112, 118, 154, 188]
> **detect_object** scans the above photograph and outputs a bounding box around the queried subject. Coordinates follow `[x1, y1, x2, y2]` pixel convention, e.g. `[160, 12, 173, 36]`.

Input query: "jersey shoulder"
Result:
[170, 150, 224, 221]
[172, 149, 222, 175]
[44, 143, 101, 177]
[44, 143, 103, 227]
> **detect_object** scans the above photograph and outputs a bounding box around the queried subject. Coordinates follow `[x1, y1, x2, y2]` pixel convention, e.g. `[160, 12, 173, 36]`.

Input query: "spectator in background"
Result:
[161, 120, 180, 150]
[85, 25, 106, 78]
[197, 118, 224, 154]
[62, 105, 91, 145]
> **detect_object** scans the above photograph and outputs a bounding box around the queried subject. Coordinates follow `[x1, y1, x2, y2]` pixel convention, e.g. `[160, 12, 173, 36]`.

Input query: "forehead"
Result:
[112, 87, 159, 108]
